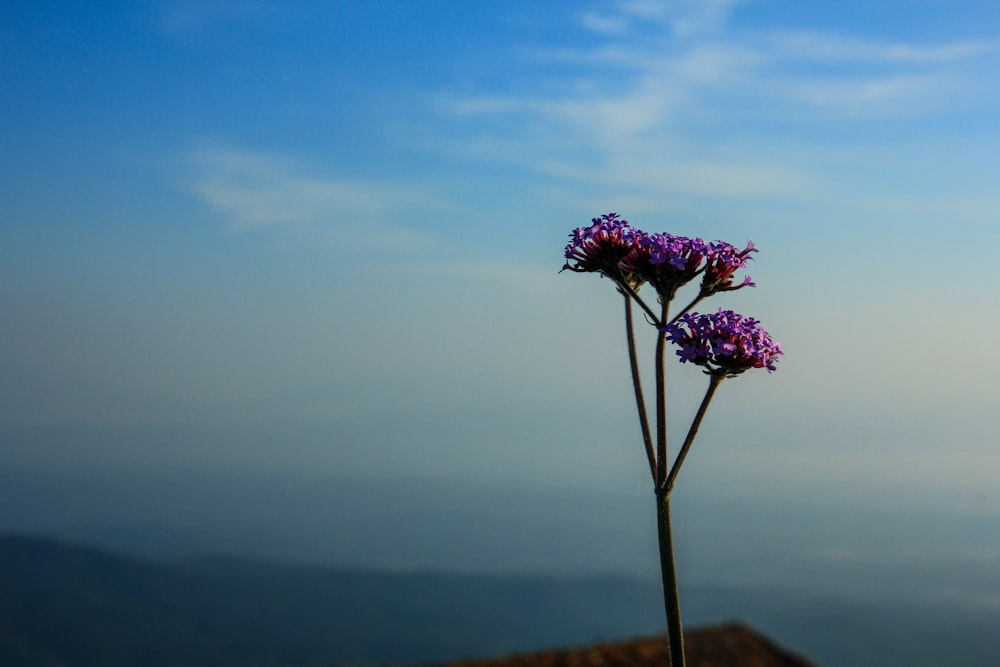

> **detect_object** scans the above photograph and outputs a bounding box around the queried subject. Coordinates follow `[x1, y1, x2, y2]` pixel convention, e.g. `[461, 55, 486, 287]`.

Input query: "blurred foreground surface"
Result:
[415, 622, 819, 667]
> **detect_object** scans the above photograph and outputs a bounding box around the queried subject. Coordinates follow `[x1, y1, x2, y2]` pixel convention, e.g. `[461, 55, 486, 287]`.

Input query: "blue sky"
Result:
[3, 0, 1000, 576]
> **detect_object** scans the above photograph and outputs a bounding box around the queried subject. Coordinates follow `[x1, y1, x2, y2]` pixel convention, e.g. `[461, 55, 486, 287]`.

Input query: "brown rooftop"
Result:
[416, 623, 820, 667]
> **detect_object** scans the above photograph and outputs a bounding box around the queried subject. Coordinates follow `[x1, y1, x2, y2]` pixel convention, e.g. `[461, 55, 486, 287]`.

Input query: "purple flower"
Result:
[619, 232, 708, 300]
[664, 309, 782, 375]
[562, 213, 642, 285]
[699, 240, 757, 296]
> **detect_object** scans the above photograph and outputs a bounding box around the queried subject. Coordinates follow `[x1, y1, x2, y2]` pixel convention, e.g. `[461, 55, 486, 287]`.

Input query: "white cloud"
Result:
[658, 0, 741, 37]
[610, 0, 742, 37]
[185, 147, 438, 251]
[765, 30, 996, 64]
[440, 0, 998, 205]
[784, 73, 951, 113]
[579, 12, 630, 36]
[156, 0, 275, 35]
[442, 53, 812, 201]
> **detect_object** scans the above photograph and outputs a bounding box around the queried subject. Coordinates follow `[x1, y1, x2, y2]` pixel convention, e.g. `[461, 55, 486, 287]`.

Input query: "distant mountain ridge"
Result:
[0, 533, 663, 667]
[5, 533, 1000, 667]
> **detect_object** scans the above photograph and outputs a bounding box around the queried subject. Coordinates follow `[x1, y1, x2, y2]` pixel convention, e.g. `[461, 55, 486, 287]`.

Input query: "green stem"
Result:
[662, 374, 723, 495]
[656, 492, 685, 667]
[622, 292, 656, 481]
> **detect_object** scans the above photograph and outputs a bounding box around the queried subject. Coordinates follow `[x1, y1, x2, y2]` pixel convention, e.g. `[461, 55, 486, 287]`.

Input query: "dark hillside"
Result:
[0, 534, 663, 667]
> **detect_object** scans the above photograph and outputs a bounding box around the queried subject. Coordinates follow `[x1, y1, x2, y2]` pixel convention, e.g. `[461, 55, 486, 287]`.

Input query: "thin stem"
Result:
[654, 299, 670, 487]
[662, 374, 723, 496]
[668, 294, 704, 325]
[656, 492, 685, 667]
[616, 280, 663, 328]
[622, 292, 656, 482]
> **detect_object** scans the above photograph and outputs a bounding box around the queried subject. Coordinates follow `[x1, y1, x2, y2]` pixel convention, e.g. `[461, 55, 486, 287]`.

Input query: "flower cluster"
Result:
[562, 213, 754, 302]
[665, 309, 783, 375]
[564, 213, 779, 376]
[619, 233, 708, 299]
[562, 213, 641, 284]
[700, 240, 756, 297]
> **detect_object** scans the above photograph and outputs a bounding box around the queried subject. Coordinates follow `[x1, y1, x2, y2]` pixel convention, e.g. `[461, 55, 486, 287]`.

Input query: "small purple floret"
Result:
[619, 232, 708, 299]
[664, 309, 783, 375]
[700, 240, 757, 296]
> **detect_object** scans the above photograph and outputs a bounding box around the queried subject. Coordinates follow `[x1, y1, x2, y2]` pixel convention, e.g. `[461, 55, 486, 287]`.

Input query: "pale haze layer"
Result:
[2, 0, 999, 598]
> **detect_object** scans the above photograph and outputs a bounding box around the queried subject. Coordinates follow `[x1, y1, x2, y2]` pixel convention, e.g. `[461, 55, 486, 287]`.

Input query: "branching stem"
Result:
[662, 373, 723, 496]
[622, 292, 656, 482]
[655, 347, 723, 667]
[668, 294, 704, 325]
[616, 280, 663, 328]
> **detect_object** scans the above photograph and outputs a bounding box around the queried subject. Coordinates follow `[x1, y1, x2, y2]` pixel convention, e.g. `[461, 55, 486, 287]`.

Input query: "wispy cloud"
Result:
[579, 12, 630, 36]
[582, 0, 742, 38]
[155, 0, 276, 35]
[441, 0, 998, 204]
[185, 147, 438, 251]
[155, 0, 283, 36]
[783, 74, 952, 114]
[764, 30, 995, 64]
